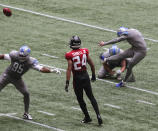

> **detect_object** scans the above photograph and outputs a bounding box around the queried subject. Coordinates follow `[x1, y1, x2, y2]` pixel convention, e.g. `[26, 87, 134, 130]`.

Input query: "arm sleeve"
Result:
[4, 54, 11, 61]
[104, 35, 127, 45]
[31, 59, 43, 71]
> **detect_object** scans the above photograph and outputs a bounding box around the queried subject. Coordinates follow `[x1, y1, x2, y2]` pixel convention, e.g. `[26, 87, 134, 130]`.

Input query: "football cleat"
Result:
[81, 117, 92, 123]
[97, 115, 103, 125]
[116, 80, 126, 87]
[23, 113, 32, 120]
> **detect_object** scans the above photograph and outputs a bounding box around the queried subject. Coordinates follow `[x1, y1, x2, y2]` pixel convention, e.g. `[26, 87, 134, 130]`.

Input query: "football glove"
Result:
[91, 74, 96, 82]
[116, 69, 121, 75]
[65, 80, 69, 92]
[50, 68, 61, 74]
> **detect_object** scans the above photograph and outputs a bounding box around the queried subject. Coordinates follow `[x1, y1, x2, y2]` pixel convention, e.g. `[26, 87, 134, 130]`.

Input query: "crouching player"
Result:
[0, 45, 60, 120]
[98, 45, 135, 82]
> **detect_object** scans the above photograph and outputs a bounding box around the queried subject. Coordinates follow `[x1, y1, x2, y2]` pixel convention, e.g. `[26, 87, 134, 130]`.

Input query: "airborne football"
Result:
[3, 8, 12, 17]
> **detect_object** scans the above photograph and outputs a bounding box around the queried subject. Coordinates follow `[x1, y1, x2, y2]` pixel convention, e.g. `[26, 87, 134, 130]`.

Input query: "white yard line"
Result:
[103, 48, 109, 51]
[147, 48, 150, 50]
[0, 113, 5, 116]
[136, 100, 156, 105]
[71, 107, 90, 112]
[38, 63, 158, 96]
[0, 113, 16, 116]
[1, 113, 64, 131]
[38, 111, 55, 116]
[104, 104, 121, 109]
[39, 64, 66, 72]
[97, 78, 158, 96]
[0, 3, 158, 43]
[71, 107, 82, 111]
[42, 54, 59, 59]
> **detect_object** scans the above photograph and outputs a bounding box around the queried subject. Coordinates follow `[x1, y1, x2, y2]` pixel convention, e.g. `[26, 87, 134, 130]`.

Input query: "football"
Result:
[3, 8, 12, 17]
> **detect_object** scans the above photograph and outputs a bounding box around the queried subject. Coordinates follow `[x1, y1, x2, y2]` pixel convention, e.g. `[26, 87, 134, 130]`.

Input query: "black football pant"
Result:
[73, 71, 100, 118]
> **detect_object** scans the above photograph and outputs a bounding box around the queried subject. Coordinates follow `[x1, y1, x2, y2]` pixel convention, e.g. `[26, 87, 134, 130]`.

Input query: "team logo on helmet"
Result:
[109, 45, 120, 56]
[69, 36, 81, 49]
[19, 45, 31, 57]
[117, 27, 128, 37]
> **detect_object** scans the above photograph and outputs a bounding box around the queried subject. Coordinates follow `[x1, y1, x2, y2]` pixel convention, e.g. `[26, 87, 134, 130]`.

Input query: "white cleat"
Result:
[23, 113, 33, 120]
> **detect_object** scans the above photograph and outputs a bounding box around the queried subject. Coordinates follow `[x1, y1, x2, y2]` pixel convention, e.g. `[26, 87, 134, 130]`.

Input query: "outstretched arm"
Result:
[87, 56, 96, 81]
[0, 54, 4, 59]
[98, 35, 127, 46]
[0, 54, 11, 60]
[32, 64, 61, 74]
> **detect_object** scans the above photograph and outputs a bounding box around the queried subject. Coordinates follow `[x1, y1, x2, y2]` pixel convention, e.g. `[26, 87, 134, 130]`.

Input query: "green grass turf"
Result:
[0, 0, 158, 131]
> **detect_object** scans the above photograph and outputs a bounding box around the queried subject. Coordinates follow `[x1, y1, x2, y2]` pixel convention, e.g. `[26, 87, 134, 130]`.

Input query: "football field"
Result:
[0, 0, 158, 131]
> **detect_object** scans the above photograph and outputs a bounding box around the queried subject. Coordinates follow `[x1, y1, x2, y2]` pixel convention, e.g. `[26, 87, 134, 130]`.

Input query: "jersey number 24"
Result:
[72, 54, 87, 70]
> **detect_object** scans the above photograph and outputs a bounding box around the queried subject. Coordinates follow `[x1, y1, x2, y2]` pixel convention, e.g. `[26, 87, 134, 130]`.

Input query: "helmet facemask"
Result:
[69, 36, 81, 49]
[117, 27, 128, 37]
[18, 45, 31, 62]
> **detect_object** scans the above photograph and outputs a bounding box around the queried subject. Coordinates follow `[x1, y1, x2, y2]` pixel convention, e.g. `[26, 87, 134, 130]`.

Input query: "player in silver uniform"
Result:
[98, 45, 125, 80]
[0, 45, 60, 120]
[98, 27, 147, 87]
[98, 45, 135, 82]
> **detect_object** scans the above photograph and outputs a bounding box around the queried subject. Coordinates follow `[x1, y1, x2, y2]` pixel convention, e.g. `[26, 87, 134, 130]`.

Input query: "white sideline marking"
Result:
[136, 100, 156, 105]
[1, 113, 64, 131]
[104, 104, 121, 109]
[71, 107, 81, 111]
[38, 63, 158, 96]
[42, 54, 59, 59]
[38, 111, 55, 116]
[0, 3, 158, 43]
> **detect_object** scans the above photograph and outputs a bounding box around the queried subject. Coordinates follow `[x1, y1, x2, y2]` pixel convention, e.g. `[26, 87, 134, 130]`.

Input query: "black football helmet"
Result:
[69, 36, 81, 49]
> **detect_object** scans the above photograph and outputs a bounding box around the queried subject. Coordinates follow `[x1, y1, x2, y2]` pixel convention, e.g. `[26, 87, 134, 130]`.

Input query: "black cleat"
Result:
[81, 117, 92, 123]
[97, 115, 103, 125]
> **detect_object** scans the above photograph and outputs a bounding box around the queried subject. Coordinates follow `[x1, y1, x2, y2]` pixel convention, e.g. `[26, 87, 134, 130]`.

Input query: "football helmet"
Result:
[117, 27, 128, 37]
[69, 36, 81, 49]
[109, 45, 120, 56]
[18, 45, 31, 62]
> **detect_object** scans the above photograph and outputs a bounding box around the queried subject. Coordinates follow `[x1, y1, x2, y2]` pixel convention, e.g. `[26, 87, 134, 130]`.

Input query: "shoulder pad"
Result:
[29, 57, 39, 65]
[9, 50, 18, 58]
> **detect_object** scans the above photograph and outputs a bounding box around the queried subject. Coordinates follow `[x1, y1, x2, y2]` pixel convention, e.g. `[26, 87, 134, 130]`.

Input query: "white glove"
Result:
[50, 68, 61, 74]
[116, 69, 121, 75]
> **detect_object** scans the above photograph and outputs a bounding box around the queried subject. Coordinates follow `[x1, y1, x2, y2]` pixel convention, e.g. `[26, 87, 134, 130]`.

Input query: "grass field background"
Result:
[0, 0, 158, 131]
